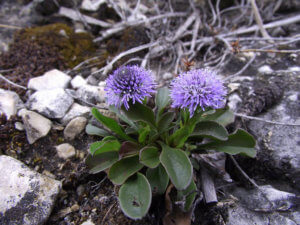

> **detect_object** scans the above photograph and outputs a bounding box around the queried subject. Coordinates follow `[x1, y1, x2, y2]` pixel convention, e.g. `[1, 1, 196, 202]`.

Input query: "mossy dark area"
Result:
[0, 23, 96, 96]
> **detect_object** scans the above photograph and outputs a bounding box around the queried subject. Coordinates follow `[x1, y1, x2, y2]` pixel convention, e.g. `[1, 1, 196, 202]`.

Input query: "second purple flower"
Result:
[170, 69, 227, 117]
[105, 65, 156, 110]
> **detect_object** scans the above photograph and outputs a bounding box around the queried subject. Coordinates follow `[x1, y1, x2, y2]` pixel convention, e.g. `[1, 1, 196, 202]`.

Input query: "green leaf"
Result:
[85, 151, 119, 174]
[119, 173, 152, 219]
[146, 164, 169, 194]
[119, 141, 140, 158]
[85, 124, 110, 137]
[201, 108, 234, 127]
[108, 155, 144, 185]
[177, 179, 197, 212]
[90, 140, 121, 155]
[190, 121, 228, 141]
[109, 105, 138, 130]
[198, 129, 256, 157]
[155, 87, 170, 114]
[91, 107, 134, 141]
[157, 112, 175, 133]
[159, 142, 193, 190]
[122, 103, 156, 128]
[138, 125, 151, 144]
[168, 126, 191, 148]
[140, 146, 160, 168]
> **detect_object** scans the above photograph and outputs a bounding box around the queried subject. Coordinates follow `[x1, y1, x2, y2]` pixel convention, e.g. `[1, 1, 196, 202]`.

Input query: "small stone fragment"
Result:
[20, 109, 52, 144]
[60, 103, 90, 125]
[0, 89, 23, 119]
[64, 117, 87, 140]
[258, 65, 273, 74]
[71, 75, 87, 89]
[81, 219, 95, 225]
[14, 122, 24, 131]
[81, 0, 105, 11]
[0, 155, 61, 225]
[56, 143, 76, 159]
[26, 88, 74, 119]
[75, 85, 105, 105]
[28, 69, 71, 91]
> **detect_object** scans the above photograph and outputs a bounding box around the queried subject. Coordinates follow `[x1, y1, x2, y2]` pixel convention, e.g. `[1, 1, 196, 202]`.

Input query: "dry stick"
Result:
[0, 74, 27, 90]
[241, 49, 300, 54]
[222, 14, 300, 37]
[93, 12, 187, 42]
[91, 41, 159, 76]
[58, 7, 112, 27]
[249, 0, 272, 39]
[229, 155, 259, 188]
[0, 24, 22, 29]
[234, 113, 300, 126]
[201, 166, 218, 203]
[224, 54, 256, 81]
[101, 202, 117, 225]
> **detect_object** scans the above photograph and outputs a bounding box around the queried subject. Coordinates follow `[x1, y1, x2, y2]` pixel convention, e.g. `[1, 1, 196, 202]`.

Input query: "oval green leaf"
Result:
[140, 146, 160, 168]
[158, 112, 175, 133]
[190, 121, 228, 141]
[119, 173, 152, 219]
[90, 140, 121, 155]
[201, 108, 234, 127]
[119, 141, 140, 158]
[85, 151, 119, 174]
[198, 129, 256, 157]
[85, 124, 110, 137]
[108, 155, 144, 185]
[159, 143, 193, 190]
[122, 102, 156, 128]
[155, 87, 170, 114]
[146, 164, 169, 195]
[91, 107, 134, 141]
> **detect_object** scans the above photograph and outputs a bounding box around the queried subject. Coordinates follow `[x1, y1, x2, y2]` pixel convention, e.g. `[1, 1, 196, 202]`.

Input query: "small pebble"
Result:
[56, 143, 76, 159]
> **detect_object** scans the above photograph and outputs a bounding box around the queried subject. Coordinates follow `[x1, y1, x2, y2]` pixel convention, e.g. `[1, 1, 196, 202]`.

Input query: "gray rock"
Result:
[75, 85, 105, 105]
[56, 143, 76, 159]
[27, 88, 74, 119]
[0, 155, 61, 225]
[60, 103, 90, 125]
[248, 90, 300, 187]
[71, 75, 87, 89]
[227, 185, 299, 225]
[0, 89, 24, 119]
[28, 69, 71, 91]
[64, 117, 87, 140]
[19, 109, 52, 144]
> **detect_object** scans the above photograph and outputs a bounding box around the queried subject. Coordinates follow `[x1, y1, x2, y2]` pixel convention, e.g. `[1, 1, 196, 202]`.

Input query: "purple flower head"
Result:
[170, 69, 227, 117]
[105, 65, 156, 110]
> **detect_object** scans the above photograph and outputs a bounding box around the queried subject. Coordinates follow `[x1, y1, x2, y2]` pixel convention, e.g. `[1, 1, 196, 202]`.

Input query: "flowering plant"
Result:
[86, 65, 256, 219]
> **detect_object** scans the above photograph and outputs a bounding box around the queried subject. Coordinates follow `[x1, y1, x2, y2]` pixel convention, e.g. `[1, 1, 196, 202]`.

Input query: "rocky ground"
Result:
[0, 0, 299, 225]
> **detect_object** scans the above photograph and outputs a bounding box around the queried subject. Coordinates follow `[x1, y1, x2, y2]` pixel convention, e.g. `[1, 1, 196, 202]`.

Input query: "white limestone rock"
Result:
[75, 85, 105, 105]
[258, 65, 273, 74]
[26, 88, 74, 119]
[60, 103, 90, 125]
[28, 69, 71, 91]
[0, 155, 61, 225]
[71, 75, 87, 89]
[19, 109, 52, 144]
[56, 143, 76, 159]
[0, 89, 24, 119]
[81, 0, 105, 11]
[64, 117, 87, 140]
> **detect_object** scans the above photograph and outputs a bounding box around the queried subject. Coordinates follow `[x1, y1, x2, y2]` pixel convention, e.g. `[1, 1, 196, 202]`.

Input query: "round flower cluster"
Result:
[170, 69, 226, 117]
[105, 65, 156, 110]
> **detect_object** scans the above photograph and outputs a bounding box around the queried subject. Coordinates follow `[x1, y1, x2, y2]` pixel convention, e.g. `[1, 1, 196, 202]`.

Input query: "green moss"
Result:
[15, 23, 97, 68]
